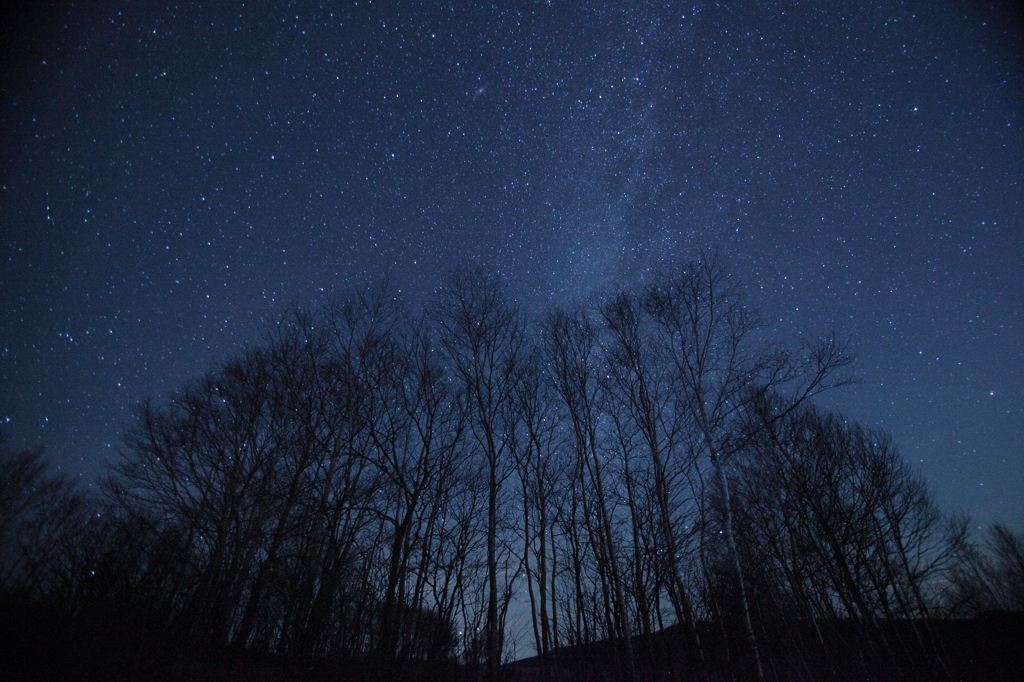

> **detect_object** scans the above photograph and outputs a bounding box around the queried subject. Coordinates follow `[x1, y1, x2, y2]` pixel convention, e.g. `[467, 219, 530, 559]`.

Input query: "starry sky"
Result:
[1, 1, 1021, 528]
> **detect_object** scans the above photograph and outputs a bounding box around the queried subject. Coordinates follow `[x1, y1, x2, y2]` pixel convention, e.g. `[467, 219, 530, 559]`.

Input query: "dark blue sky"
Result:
[2, 1, 1021, 527]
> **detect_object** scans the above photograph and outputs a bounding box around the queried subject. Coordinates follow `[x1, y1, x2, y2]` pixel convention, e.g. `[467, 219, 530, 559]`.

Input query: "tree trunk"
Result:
[712, 452, 765, 682]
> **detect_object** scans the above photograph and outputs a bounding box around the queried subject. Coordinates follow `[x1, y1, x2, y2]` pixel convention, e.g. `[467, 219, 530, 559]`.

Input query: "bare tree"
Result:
[433, 267, 525, 682]
[985, 524, 1024, 611]
[945, 522, 1024, 617]
[601, 292, 708, 676]
[545, 307, 636, 682]
[643, 255, 853, 681]
[509, 347, 565, 675]
[0, 437, 88, 602]
[731, 397, 965, 676]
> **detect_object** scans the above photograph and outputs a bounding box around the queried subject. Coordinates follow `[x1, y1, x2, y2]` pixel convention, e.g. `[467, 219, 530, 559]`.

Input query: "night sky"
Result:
[1, 1, 1021, 528]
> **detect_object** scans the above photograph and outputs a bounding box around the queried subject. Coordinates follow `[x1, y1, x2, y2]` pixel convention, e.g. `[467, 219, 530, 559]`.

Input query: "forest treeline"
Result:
[2, 258, 1022, 681]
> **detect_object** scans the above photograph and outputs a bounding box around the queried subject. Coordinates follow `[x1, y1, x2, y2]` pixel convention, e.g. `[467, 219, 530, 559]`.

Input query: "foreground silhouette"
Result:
[3, 262, 1022, 681]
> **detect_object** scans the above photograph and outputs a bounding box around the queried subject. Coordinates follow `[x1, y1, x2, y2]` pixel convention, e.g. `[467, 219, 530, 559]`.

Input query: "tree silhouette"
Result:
[3, 266, 1021, 682]
[642, 255, 854, 680]
[432, 267, 525, 681]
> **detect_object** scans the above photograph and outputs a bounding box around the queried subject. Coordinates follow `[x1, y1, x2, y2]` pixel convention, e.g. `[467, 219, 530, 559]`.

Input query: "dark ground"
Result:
[508, 611, 1024, 682]
[3, 601, 1023, 681]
